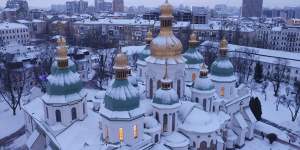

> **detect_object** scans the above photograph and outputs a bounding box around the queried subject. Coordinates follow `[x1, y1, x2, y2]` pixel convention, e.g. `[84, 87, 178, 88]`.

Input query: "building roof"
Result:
[0, 22, 28, 30]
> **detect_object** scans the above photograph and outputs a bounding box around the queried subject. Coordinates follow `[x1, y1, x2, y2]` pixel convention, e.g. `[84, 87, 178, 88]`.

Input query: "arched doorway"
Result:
[71, 107, 77, 120]
[177, 80, 181, 97]
[199, 141, 207, 150]
[150, 78, 153, 98]
[163, 114, 168, 132]
[192, 73, 196, 81]
[55, 110, 61, 122]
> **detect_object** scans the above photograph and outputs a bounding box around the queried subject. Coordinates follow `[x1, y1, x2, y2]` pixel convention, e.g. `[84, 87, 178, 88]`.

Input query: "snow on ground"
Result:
[242, 137, 295, 150]
[252, 82, 300, 132]
[0, 100, 24, 140]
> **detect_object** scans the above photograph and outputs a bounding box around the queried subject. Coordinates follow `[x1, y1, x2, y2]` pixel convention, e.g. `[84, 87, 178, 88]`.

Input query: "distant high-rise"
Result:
[95, 0, 112, 12]
[112, 0, 124, 13]
[66, 0, 88, 14]
[242, 0, 263, 17]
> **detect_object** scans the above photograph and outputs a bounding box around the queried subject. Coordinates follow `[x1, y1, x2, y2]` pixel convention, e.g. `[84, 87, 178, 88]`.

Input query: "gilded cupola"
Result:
[56, 37, 68, 68]
[150, 0, 183, 58]
[114, 52, 129, 80]
[219, 37, 228, 57]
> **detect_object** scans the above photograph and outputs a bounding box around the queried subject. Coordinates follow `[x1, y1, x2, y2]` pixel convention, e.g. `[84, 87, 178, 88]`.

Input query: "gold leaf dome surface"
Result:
[150, 0, 183, 58]
[115, 52, 128, 68]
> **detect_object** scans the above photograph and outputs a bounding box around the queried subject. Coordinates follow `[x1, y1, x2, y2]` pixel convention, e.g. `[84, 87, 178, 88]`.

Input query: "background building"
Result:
[66, 0, 88, 14]
[0, 22, 30, 46]
[242, 0, 263, 17]
[112, 0, 124, 13]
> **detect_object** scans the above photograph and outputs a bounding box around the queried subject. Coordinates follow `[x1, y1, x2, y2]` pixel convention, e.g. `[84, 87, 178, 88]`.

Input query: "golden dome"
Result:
[220, 37, 228, 49]
[160, 0, 173, 17]
[200, 63, 208, 77]
[145, 30, 153, 43]
[56, 37, 68, 68]
[189, 32, 199, 46]
[150, 0, 182, 58]
[114, 52, 128, 68]
[219, 37, 228, 56]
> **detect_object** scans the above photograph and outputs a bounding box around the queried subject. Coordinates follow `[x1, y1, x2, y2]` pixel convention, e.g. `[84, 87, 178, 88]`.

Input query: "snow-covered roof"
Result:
[100, 106, 144, 120]
[0, 22, 28, 30]
[122, 45, 146, 56]
[144, 116, 161, 133]
[162, 132, 190, 148]
[180, 106, 230, 133]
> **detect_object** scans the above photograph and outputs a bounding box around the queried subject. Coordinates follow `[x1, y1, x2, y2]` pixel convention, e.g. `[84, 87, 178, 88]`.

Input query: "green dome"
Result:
[138, 45, 151, 61]
[183, 47, 203, 65]
[46, 59, 83, 96]
[211, 57, 234, 77]
[193, 77, 214, 91]
[153, 88, 179, 105]
[104, 79, 140, 111]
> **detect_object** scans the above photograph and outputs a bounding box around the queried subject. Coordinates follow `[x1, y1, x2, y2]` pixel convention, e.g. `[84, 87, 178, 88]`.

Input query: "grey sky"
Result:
[0, 0, 299, 9]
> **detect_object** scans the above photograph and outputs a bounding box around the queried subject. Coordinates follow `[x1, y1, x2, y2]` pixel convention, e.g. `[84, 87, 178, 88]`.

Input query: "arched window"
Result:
[55, 110, 61, 122]
[133, 125, 138, 139]
[163, 114, 168, 132]
[192, 73, 196, 81]
[220, 87, 225, 97]
[155, 112, 160, 123]
[46, 107, 49, 118]
[196, 97, 199, 103]
[200, 141, 207, 150]
[213, 106, 215, 112]
[203, 99, 207, 111]
[119, 128, 124, 142]
[71, 107, 77, 120]
[83, 103, 86, 114]
[177, 80, 181, 97]
[150, 78, 153, 98]
[172, 113, 176, 131]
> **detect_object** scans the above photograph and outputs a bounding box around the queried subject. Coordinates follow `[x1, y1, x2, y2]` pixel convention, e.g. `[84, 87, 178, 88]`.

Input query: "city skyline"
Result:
[0, 0, 299, 9]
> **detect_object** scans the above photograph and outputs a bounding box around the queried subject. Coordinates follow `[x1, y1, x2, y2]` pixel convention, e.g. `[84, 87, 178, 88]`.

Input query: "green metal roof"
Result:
[210, 56, 234, 77]
[153, 88, 179, 105]
[104, 79, 140, 111]
[183, 47, 203, 65]
[46, 59, 83, 96]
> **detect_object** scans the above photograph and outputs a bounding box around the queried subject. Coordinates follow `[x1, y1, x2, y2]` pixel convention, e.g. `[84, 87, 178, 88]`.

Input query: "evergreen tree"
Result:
[254, 62, 263, 83]
[249, 97, 262, 121]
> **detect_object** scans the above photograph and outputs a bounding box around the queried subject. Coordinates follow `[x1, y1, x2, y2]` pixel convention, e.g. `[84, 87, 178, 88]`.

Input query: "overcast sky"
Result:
[0, 0, 299, 9]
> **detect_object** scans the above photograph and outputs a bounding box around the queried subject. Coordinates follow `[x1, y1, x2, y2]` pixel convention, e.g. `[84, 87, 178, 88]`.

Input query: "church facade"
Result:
[22, 1, 256, 150]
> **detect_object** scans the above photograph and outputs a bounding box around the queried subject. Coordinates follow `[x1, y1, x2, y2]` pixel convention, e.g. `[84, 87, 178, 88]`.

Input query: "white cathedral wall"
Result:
[101, 116, 144, 146]
[146, 63, 185, 98]
[191, 89, 215, 112]
[152, 105, 179, 136]
[44, 99, 86, 126]
[180, 130, 218, 150]
[184, 68, 199, 82]
[137, 62, 146, 82]
[213, 81, 236, 99]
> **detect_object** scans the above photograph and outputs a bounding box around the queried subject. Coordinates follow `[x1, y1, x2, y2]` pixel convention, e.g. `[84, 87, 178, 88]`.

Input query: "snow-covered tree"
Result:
[269, 58, 288, 97]
[249, 97, 262, 121]
[0, 53, 26, 115]
[254, 62, 263, 83]
[287, 81, 300, 122]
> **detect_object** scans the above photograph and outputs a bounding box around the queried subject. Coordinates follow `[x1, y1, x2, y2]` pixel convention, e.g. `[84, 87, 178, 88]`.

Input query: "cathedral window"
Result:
[192, 73, 196, 81]
[133, 125, 138, 139]
[119, 128, 124, 142]
[155, 112, 160, 123]
[55, 110, 61, 122]
[177, 80, 181, 97]
[104, 127, 109, 142]
[163, 114, 168, 132]
[220, 87, 225, 97]
[172, 113, 176, 131]
[46, 107, 49, 119]
[203, 99, 207, 111]
[71, 107, 77, 120]
[83, 103, 86, 114]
